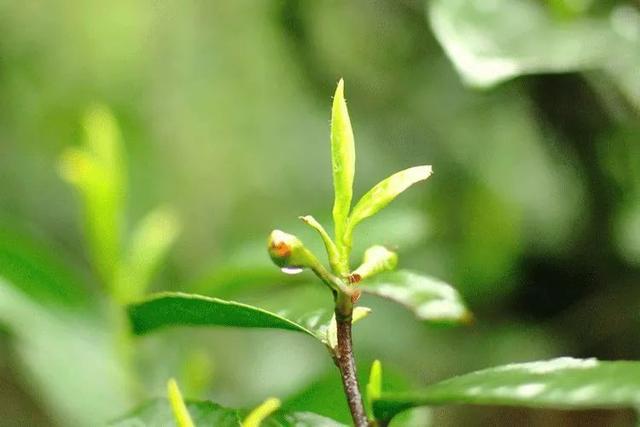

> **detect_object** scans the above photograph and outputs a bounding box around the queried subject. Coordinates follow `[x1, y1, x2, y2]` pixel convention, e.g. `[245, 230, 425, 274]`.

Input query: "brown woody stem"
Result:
[335, 308, 368, 427]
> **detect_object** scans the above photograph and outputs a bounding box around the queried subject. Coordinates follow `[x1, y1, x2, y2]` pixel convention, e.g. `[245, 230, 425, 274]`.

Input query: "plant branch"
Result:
[335, 309, 368, 427]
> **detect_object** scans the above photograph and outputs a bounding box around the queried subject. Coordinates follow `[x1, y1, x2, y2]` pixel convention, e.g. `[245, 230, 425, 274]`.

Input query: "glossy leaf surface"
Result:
[361, 270, 470, 324]
[330, 79, 356, 248]
[373, 358, 640, 421]
[127, 292, 322, 340]
[347, 166, 432, 233]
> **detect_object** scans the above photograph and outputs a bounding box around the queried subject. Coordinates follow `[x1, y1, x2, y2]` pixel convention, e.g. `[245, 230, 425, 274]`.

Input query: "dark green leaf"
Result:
[127, 292, 323, 340]
[373, 358, 640, 421]
[110, 399, 241, 427]
[360, 270, 471, 325]
[0, 226, 89, 308]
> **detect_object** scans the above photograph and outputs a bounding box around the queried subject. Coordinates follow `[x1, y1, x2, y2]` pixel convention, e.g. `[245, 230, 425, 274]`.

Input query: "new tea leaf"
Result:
[360, 270, 470, 325]
[373, 358, 640, 422]
[114, 208, 180, 303]
[347, 166, 432, 236]
[330, 79, 356, 257]
[59, 105, 125, 284]
[167, 379, 195, 427]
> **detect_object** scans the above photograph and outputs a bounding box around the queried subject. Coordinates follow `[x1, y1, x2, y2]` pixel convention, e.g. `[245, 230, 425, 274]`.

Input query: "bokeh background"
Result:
[1, 0, 640, 425]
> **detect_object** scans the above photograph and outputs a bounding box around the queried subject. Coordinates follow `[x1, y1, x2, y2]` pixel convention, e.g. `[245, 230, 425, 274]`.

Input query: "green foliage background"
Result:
[0, 0, 639, 425]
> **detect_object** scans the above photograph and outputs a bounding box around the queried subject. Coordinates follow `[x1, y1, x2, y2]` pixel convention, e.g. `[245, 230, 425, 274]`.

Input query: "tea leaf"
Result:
[347, 166, 432, 235]
[167, 379, 195, 427]
[366, 360, 383, 419]
[243, 397, 281, 427]
[373, 358, 640, 422]
[59, 105, 125, 285]
[360, 270, 470, 325]
[127, 292, 323, 341]
[330, 79, 356, 258]
[114, 208, 180, 303]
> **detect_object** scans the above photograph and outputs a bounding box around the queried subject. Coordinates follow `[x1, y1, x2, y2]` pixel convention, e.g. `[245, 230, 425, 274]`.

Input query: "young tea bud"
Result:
[350, 245, 398, 283]
[268, 230, 317, 273]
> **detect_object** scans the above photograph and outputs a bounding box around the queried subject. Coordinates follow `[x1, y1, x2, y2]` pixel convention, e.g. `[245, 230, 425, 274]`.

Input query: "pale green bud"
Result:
[350, 245, 398, 283]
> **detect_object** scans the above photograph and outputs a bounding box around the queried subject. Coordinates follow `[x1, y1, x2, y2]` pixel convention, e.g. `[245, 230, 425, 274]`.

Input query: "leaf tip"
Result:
[167, 378, 195, 427]
[243, 397, 281, 427]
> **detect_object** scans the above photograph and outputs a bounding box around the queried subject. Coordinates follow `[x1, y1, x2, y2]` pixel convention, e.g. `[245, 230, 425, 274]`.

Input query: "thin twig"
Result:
[335, 311, 368, 427]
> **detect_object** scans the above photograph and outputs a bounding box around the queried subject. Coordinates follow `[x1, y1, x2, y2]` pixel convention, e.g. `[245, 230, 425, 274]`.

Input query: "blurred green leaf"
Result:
[127, 292, 325, 341]
[111, 398, 347, 427]
[261, 411, 348, 427]
[0, 278, 130, 425]
[114, 208, 180, 303]
[429, 0, 640, 109]
[191, 265, 306, 299]
[59, 105, 125, 285]
[330, 78, 356, 260]
[0, 226, 88, 308]
[347, 166, 432, 237]
[110, 400, 241, 427]
[360, 270, 471, 325]
[373, 358, 640, 421]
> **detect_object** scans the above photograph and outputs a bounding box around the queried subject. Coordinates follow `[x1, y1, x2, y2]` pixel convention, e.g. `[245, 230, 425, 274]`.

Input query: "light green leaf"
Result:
[114, 208, 180, 303]
[59, 105, 125, 285]
[429, 0, 640, 110]
[326, 306, 372, 350]
[243, 397, 281, 427]
[110, 399, 241, 427]
[366, 360, 383, 419]
[167, 379, 195, 427]
[299, 215, 341, 272]
[0, 278, 130, 426]
[351, 246, 398, 282]
[373, 358, 640, 422]
[330, 78, 356, 256]
[127, 292, 324, 341]
[347, 166, 432, 235]
[360, 270, 471, 325]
